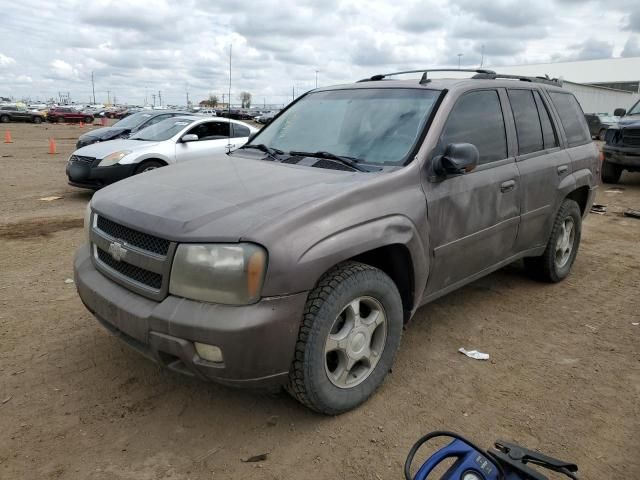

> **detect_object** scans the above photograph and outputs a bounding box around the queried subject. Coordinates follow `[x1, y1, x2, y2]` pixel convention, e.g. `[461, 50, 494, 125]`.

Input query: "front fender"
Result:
[263, 214, 429, 310]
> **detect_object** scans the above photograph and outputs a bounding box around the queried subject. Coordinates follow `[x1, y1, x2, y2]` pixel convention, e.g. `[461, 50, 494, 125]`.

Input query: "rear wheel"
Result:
[524, 199, 582, 283]
[57, 117, 65, 124]
[598, 129, 607, 141]
[287, 261, 403, 415]
[32, 116, 42, 124]
[601, 160, 622, 184]
[84, 116, 93, 123]
[134, 160, 165, 174]
[0, 115, 9, 123]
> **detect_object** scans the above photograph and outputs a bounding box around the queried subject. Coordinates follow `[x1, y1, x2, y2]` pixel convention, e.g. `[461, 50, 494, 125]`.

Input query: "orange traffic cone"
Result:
[79, 121, 84, 128]
[48, 137, 57, 155]
[4, 130, 12, 143]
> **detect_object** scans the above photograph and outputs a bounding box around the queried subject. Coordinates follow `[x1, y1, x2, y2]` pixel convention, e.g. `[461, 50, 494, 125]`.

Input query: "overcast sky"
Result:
[1, 0, 639, 106]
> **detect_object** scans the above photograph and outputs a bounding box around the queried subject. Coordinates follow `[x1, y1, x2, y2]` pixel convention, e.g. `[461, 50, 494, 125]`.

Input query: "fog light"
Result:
[194, 342, 223, 363]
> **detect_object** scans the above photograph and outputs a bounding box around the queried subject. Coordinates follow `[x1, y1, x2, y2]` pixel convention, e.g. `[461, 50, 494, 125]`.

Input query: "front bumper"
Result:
[66, 160, 136, 189]
[602, 145, 640, 170]
[74, 244, 306, 388]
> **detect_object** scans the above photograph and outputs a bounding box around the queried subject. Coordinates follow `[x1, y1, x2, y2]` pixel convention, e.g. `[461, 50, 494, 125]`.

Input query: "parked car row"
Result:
[73, 70, 599, 414]
[67, 115, 257, 189]
[0, 104, 45, 123]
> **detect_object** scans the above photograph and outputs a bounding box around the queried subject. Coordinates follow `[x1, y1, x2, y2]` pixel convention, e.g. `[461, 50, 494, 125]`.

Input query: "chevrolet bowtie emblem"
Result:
[108, 241, 127, 262]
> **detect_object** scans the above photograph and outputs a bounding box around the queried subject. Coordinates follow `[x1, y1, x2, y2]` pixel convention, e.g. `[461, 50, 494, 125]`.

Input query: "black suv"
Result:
[0, 105, 45, 124]
[601, 101, 640, 183]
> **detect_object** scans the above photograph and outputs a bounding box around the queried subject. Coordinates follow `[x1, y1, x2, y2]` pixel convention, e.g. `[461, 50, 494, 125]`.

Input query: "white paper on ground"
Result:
[458, 347, 490, 360]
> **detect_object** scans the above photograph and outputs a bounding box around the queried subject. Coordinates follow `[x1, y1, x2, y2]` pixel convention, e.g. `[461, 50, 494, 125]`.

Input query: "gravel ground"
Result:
[0, 122, 639, 479]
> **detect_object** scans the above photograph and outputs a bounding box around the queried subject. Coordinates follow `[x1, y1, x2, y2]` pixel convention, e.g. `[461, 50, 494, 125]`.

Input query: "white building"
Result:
[493, 57, 640, 114]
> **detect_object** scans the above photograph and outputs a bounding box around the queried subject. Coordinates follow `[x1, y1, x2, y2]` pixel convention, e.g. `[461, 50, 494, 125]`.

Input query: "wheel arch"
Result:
[286, 215, 429, 323]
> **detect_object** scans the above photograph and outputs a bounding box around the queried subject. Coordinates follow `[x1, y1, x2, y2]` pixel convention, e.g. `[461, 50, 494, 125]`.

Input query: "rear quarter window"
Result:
[549, 92, 590, 147]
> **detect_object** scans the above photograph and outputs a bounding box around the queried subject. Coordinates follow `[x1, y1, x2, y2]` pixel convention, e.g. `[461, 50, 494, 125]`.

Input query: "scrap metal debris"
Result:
[590, 204, 607, 215]
[39, 196, 63, 202]
[458, 348, 490, 361]
[623, 209, 640, 219]
[242, 453, 268, 463]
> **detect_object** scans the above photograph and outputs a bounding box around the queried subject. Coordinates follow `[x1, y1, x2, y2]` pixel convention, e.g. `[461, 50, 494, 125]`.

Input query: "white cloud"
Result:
[0, 53, 16, 67]
[0, 0, 638, 104]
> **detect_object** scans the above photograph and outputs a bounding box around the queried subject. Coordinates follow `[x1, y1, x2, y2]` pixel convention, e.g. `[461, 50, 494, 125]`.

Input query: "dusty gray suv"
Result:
[74, 69, 599, 414]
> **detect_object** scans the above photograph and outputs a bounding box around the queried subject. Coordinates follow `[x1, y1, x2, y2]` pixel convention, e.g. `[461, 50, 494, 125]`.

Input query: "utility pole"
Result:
[228, 44, 232, 116]
[185, 86, 190, 107]
[91, 71, 96, 104]
[222, 93, 225, 107]
[480, 44, 485, 68]
[292, 85, 295, 101]
[152, 94, 156, 106]
[457, 53, 463, 69]
[315, 70, 319, 88]
[158, 91, 162, 106]
[106, 90, 111, 105]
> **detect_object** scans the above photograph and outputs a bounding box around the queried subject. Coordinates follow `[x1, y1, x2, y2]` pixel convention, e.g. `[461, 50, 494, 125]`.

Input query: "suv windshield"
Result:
[252, 88, 440, 165]
[130, 118, 195, 141]
[627, 101, 640, 116]
[113, 112, 155, 129]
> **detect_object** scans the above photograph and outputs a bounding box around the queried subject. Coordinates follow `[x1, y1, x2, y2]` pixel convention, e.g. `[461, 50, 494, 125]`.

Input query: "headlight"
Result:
[98, 150, 131, 167]
[169, 243, 267, 305]
[83, 203, 92, 243]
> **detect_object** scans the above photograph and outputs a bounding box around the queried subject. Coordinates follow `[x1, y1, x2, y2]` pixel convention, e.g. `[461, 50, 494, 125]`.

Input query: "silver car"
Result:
[66, 116, 257, 189]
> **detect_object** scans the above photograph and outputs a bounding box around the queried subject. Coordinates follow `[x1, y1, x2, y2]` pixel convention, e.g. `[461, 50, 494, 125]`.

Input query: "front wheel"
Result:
[598, 129, 607, 141]
[287, 261, 403, 415]
[84, 116, 93, 123]
[524, 199, 582, 283]
[0, 115, 9, 123]
[32, 116, 42, 124]
[134, 160, 165, 174]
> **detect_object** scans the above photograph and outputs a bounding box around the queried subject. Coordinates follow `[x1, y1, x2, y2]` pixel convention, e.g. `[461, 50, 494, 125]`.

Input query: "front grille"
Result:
[97, 247, 162, 290]
[96, 216, 170, 256]
[622, 129, 640, 147]
[70, 155, 96, 165]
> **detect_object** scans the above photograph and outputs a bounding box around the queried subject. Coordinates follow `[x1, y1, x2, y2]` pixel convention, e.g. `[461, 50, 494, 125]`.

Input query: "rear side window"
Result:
[440, 90, 507, 164]
[508, 90, 543, 155]
[549, 92, 590, 147]
[533, 91, 558, 149]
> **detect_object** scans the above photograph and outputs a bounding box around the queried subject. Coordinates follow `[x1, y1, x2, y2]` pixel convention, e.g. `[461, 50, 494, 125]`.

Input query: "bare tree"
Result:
[199, 95, 219, 108]
[240, 91, 252, 108]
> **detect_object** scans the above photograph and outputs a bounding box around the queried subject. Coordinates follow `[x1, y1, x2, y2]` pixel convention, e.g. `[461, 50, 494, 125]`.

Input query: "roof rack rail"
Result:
[357, 68, 496, 84]
[471, 72, 563, 86]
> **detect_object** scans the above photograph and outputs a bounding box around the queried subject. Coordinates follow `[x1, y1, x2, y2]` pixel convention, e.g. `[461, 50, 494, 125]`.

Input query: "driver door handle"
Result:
[557, 165, 569, 175]
[500, 179, 516, 193]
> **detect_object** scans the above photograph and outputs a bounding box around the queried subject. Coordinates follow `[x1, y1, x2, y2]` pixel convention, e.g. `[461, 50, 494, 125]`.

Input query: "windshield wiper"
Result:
[288, 151, 368, 172]
[239, 143, 284, 161]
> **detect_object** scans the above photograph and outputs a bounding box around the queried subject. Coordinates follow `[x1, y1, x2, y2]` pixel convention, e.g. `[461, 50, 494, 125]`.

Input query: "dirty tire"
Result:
[32, 116, 42, 124]
[84, 116, 93, 123]
[57, 117, 65, 124]
[286, 261, 403, 415]
[524, 199, 582, 283]
[134, 160, 165, 174]
[601, 160, 622, 184]
[598, 129, 607, 141]
[0, 115, 9, 123]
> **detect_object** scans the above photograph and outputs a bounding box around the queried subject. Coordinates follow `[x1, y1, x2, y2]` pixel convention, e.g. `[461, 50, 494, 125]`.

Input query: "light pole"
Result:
[457, 53, 463, 69]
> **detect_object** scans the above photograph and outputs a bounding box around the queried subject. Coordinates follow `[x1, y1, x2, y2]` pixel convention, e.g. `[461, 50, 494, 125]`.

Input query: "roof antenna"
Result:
[227, 43, 232, 153]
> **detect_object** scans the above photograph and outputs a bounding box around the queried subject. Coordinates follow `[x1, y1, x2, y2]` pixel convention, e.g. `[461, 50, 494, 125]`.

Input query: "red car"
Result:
[47, 107, 94, 124]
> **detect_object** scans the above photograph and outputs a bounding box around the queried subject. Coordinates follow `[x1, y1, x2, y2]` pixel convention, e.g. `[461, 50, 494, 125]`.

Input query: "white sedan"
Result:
[66, 116, 257, 189]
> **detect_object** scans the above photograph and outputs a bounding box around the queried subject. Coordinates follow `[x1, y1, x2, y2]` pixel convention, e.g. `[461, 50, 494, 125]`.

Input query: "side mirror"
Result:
[614, 108, 626, 117]
[433, 143, 479, 177]
[181, 134, 199, 143]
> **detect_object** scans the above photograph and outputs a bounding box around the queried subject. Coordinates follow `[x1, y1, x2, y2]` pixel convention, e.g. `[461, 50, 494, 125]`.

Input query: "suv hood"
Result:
[75, 139, 161, 159]
[616, 118, 640, 128]
[91, 155, 367, 242]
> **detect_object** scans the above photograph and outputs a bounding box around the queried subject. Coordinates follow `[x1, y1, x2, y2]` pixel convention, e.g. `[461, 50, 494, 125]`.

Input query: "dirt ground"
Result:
[1, 121, 638, 480]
